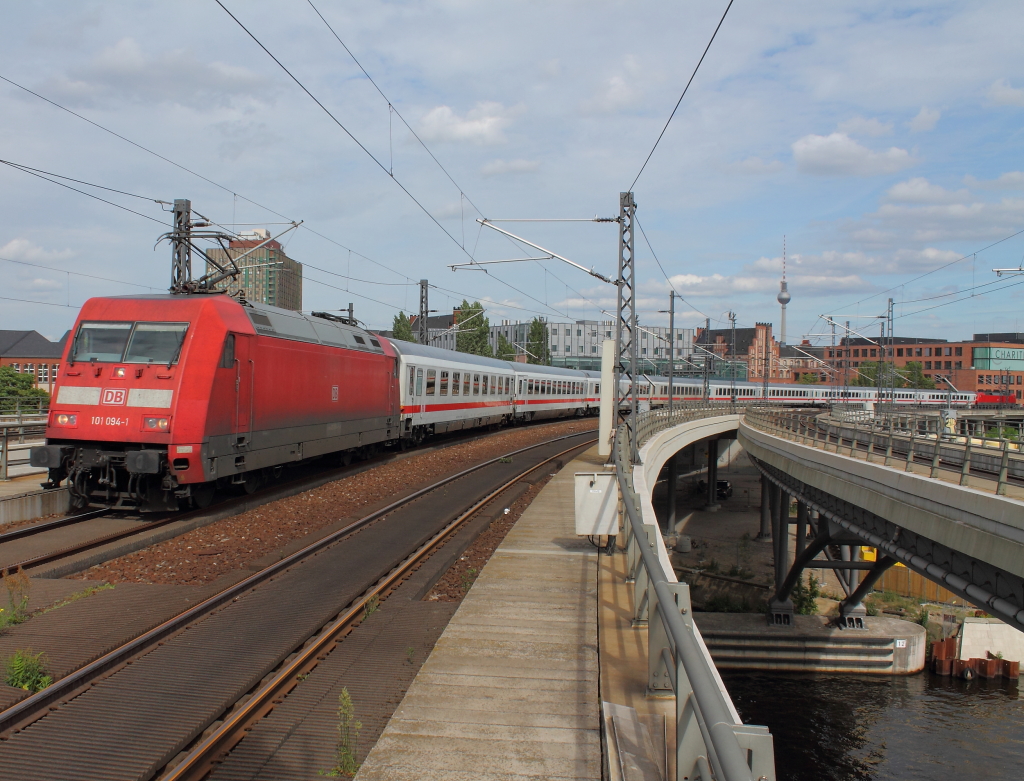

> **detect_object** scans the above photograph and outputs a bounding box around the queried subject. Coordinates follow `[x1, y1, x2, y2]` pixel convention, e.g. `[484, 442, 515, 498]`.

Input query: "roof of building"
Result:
[840, 336, 946, 346]
[410, 313, 456, 330]
[779, 343, 824, 359]
[0, 330, 66, 359]
[973, 333, 1024, 344]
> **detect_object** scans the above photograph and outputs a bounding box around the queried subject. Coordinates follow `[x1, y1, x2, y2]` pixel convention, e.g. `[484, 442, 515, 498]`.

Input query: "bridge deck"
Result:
[354, 447, 605, 781]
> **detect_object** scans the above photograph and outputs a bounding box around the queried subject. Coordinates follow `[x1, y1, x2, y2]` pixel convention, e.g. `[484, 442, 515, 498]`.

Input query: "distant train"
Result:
[31, 294, 980, 511]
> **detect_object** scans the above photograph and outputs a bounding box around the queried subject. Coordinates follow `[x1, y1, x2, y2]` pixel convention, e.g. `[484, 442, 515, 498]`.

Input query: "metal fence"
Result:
[745, 406, 1024, 495]
[0, 423, 47, 481]
[614, 403, 772, 781]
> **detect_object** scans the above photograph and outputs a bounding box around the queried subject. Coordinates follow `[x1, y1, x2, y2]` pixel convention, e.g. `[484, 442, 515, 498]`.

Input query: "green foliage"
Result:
[851, 360, 935, 390]
[4, 649, 52, 692]
[39, 582, 114, 614]
[494, 333, 516, 360]
[986, 426, 1019, 440]
[901, 361, 936, 389]
[391, 311, 414, 342]
[363, 594, 379, 619]
[0, 569, 31, 630]
[526, 317, 550, 365]
[704, 594, 755, 613]
[0, 366, 50, 414]
[460, 567, 479, 592]
[791, 573, 821, 615]
[455, 300, 493, 357]
[320, 688, 362, 777]
[798, 372, 819, 384]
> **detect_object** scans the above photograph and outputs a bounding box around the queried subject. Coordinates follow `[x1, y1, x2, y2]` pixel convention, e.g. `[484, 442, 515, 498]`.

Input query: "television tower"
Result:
[777, 236, 791, 346]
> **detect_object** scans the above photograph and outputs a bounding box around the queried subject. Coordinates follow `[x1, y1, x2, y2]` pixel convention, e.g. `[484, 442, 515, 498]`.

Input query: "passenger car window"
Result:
[440, 371, 449, 396]
[416, 368, 423, 396]
[463, 374, 471, 395]
[426, 369, 436, 396]
[473, 374, 480, 395]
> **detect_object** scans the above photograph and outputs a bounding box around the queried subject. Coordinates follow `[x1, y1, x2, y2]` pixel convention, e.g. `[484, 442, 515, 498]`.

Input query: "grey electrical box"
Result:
[575, 472, 619, 535]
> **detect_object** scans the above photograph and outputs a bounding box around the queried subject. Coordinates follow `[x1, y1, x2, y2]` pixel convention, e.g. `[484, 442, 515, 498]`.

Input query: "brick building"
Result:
[823, 334, 1024, 400]
[698, 323, 784, 380]
[0, 330, 69, 392]
[205, 229, 303, 311]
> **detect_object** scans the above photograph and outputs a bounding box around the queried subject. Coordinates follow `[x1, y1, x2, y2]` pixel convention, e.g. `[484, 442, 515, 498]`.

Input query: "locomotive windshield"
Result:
[124, 323, 189, 364]
[71, 321, 189, 364]
[72, 322, 132, 362]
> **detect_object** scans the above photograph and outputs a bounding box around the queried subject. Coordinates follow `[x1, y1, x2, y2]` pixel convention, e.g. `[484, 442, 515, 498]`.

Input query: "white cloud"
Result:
[36, 37, 270, 109]
[581, 57, 644, 113]
[730, 156, 784, 175]
[792, 133, 916, 176]
[418, 101, 516, 145]
[885, 177, 969, 204]
[908, 106, 940, 132]
[964, 171, 1024, 190]
[0, 239, 74, 264]
[750, 248, 958, 278]
[480, 158, 540, 176]
[987, 78, 1024, 107]
[847, 198, 1024, 246]
[836, 116, 892, 137]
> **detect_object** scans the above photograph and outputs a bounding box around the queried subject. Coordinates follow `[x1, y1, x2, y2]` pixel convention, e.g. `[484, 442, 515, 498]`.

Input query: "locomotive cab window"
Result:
[71, 322, 133, 363]
[124, 322, 189, 365]
[220, 334, 235, 368]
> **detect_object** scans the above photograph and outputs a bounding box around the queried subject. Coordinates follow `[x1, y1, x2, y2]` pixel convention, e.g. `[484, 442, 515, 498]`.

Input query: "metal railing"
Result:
[0, 423, 47, 481]
[614, 403, 772, 781]
[745, 406, 1024, 496]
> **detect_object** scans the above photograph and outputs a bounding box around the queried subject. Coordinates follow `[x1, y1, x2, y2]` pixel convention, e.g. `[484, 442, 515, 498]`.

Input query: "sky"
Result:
[2, 1, 1024, 348]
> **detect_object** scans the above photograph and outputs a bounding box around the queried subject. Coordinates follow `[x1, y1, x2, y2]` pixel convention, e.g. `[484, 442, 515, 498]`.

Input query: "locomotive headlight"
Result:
[54, 413, 77, 427]
[112, 366, 126, 378]
[143, 417, 170, 431]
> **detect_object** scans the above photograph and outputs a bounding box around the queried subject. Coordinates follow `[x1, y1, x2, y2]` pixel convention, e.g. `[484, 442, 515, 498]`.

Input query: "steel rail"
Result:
[162, 436, 597, 781]
[0, 507, 110, 546]
[0, 428, 596, 736]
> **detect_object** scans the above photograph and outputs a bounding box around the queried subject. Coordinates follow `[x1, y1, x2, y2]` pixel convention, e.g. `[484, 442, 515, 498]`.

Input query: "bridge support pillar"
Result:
[757, 474, 771, 539]
[704, 438, 720, 511]
[664, 453, 677, 533]
[768, 483, 795, 625]
[795, 500, 808, 558]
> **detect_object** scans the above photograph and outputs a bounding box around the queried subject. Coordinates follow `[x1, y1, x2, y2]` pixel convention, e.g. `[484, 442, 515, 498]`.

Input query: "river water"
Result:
[721, 670, 1024, 781]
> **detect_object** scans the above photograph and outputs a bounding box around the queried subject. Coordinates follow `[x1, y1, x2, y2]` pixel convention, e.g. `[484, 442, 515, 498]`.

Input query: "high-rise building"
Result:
[205, 229, 303, 311]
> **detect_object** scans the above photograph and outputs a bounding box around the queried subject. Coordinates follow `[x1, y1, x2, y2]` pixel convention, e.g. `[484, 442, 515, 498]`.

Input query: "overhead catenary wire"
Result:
[0, 255, 156, 291]
[629, 0, 734, 191]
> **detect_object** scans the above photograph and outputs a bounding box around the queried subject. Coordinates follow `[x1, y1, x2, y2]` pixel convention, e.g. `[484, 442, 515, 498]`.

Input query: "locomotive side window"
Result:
[124, 322, 189, 365]
[426, 369, 436, 396]
[220, 334, 235, 368]
[440, 371, 449, 396]
[72, 322, 133, 363]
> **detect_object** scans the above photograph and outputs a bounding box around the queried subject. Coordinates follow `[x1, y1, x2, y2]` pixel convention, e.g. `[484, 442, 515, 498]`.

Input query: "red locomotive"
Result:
[32, 294, 399, 510]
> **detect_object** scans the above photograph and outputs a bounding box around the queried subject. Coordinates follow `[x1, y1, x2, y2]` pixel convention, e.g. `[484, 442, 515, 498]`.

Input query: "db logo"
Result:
[101, 388, 128, 406]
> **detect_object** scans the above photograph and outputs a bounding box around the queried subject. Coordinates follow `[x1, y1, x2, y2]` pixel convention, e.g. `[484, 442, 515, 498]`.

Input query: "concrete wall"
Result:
[959, 617, 1024, 663]
[0, 487, 68, 526]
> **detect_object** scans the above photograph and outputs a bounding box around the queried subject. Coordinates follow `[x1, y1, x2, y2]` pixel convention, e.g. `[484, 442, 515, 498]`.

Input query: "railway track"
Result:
[0, 417, 592, 577]
[0, 430, 597, 781]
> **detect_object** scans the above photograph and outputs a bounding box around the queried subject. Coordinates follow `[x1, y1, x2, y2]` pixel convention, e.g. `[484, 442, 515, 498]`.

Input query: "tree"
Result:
[0, 366, 49, 414]
[798, 372, 819, 384]
[525, 318, 550, 365]
[391, 311, 414, 342]
[901, 361, 936, 390]
[494, 333, 517, 361]
[455, 300, 493, 357]
[851, 361, 878, 386]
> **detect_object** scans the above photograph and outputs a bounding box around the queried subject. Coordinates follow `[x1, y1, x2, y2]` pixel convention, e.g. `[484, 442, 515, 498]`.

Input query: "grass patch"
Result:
[0, 569, 31, 631]
[320, 687, 361, 777]
[39, 583, 114, 614]
[5, 649, 52, 692]
[363, 595, 379, 619]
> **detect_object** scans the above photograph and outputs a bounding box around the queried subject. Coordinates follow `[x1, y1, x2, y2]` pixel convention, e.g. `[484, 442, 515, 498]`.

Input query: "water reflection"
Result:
[721, 671, 1023, 781]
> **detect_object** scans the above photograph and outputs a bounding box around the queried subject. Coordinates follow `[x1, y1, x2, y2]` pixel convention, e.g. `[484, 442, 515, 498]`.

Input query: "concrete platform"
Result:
[355, 447, 605, 781]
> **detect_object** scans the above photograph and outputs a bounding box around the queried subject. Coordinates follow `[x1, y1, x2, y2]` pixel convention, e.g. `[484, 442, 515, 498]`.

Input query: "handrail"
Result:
[613, 402, 762, 781]
[744, 406, 1024, 496]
